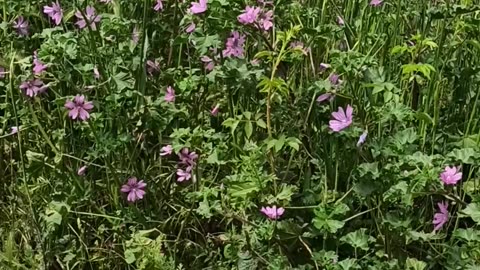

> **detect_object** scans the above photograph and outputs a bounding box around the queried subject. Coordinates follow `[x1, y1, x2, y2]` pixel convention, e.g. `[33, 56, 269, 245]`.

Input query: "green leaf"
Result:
[406, 258, 427, 270]
[452, 228, 480, 242]
[256, 118, 267, 129]
[124, 249, 136, 264]
[244, 121, 253, 139]
[461, 203, 480, 224]
[416, 112, 433, 125]
[340, 228, 375, 251]
[448, 148, 478, 164]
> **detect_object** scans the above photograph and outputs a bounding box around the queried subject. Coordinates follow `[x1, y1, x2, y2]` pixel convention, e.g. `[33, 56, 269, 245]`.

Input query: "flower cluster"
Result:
[237, 6, 273, 31]
[177, 148, 198, 182]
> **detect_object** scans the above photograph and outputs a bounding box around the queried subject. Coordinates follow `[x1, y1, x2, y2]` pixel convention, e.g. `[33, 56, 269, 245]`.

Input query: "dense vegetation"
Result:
[2, 0, 480, 269]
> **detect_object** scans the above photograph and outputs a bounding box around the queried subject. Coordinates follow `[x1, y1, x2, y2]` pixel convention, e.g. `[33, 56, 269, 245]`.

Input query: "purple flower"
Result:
[154, 0, 163, 11]
[190, 0, 207, 14]
[211, 104, 220, 116]
[440, 166, 462, 185]
[132, 26, 140, 44]
[20, 79, 46, 97]
[178, 148, 198, 166]
[77, 165, 87, 176]
[316, 93, 334, 103]
[93, 66, 100, 79]
[337, 16, 344, 26]
[75, 6, 101, 30]
[146, 59, 160, 75]
[370, 0, 383, 6]
[33, 51, 47, 75]
[329, 105, 353, 132]
[65, 95, 94, 121]
[11, 126, 18, 135]
[160, 145, 173, 156]
[357, 130, 368, 146]
[223, 31, 246, 58]
[177, 168, 192, 182]
[165, 86, 175, 103]
[43, 2, 63, 25]
[0, 67, 6, 79]
[433, 201, 449, 231]
[186, 23, 196, 33]
[120, 177, 147, 202]
[238, 6, 261, 25]
[13, 16, 29, 36]
[258, 10, 273, 31]
[261, 206, 285, 220]
[329, 73, 341, 85]
[201, 56, 215, 71]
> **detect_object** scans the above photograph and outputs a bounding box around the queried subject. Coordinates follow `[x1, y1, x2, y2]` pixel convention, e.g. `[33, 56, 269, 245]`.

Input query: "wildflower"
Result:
[190, 0, 207, 14]
[11, 126, 18, 135]
[370, 0, 383, 6]
[43, 2, 63, 25]
[238, 6, 261, 25]
[251, 59, 260, 65]
[201, 56, 215, 71]
[337, 16, 344, 26]
[75, 6, 101, 30]
[357, 130, 368, 146]
[20, 79, 46, 97]
[433, 201, 449, 231]
[211, 104, 220, 116]
[319, 63, 331, 72]
[440, 166, 462, 185]
[186, 23, 196, 33]
[261, 206, 285, 220]
[33, 51, 47, 75]
[132, 26, 140, 45]
[178, 148, 198, 166]
[165, 86, 175, 103]
[0, 67, 6, 79]
[316, 93, 334, 103]
[146, 59, 160, 75]
[77, 166, 87, 176]
[160, 145, 173, 156]
[329, 73, 341, 85]
[65, 95, 94, 121]
[13, 16, 29, 36]
[154, 0, 163, 11]
[177, 168, 192, 182]
[120, 177, 147, 202]
[329, 105, 353, 132]
[93, 66, 100, 79]
[222, 31, 246, 58]
[258, 10, 273, 31]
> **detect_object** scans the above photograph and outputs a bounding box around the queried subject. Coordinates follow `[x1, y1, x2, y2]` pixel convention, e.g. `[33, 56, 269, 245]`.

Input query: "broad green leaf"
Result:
[245, 121, 253, 139]
[406, 258, 427, 270]
[461, 203, 480, 224]
[452, 228, 480, 242]
[448, 148, 477, 164]
[340, 228, 375, 251]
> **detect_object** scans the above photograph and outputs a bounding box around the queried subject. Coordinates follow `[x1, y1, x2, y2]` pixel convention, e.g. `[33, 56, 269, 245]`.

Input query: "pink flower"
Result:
[20, 79, 46, 97]
[440, 166, 462, 185]
[13, 16, 29, 36]
[319, 63, 331, 72]
[370, 0, 383, 6]
[33, 51, 47, 75]
[146, 59, 160, 75]
[329, 105, 353, 132]
[154, 0, 163, 11]
[258, 10, 273, 31]
[316, 93, 334, 103]
[186, 23, 196, 33]
[75, 6, 101, 30]
[433, 201, 449, 231]
[178, 148, 198, 166]
[120, 177, 147, 202]
[177, 168, 192, 182]
[261, 206, 285, 220]
[43, 2, 63, 25]
[201, 56, 215, 71]
[211, 104, 220, 116]
[65, 95, 94, 121]
[77, 166, 87, 176]
[165, 86, 175, 103]
[223, 31, 245, 58]
[132, 26, 140, 44]
[329, 73, 341, 85]
[160, 145, 173, 156]
[337, 16, 344, 26]
[357, 130, 368, 146]
[238, 6, 261, 24]
[190, 0, 207, 14]
[11, 126, 18, 135]
[0, 67, 6, 79]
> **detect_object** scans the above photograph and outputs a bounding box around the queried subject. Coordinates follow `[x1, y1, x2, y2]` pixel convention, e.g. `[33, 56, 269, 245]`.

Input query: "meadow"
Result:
[1, 0, 480, 269]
